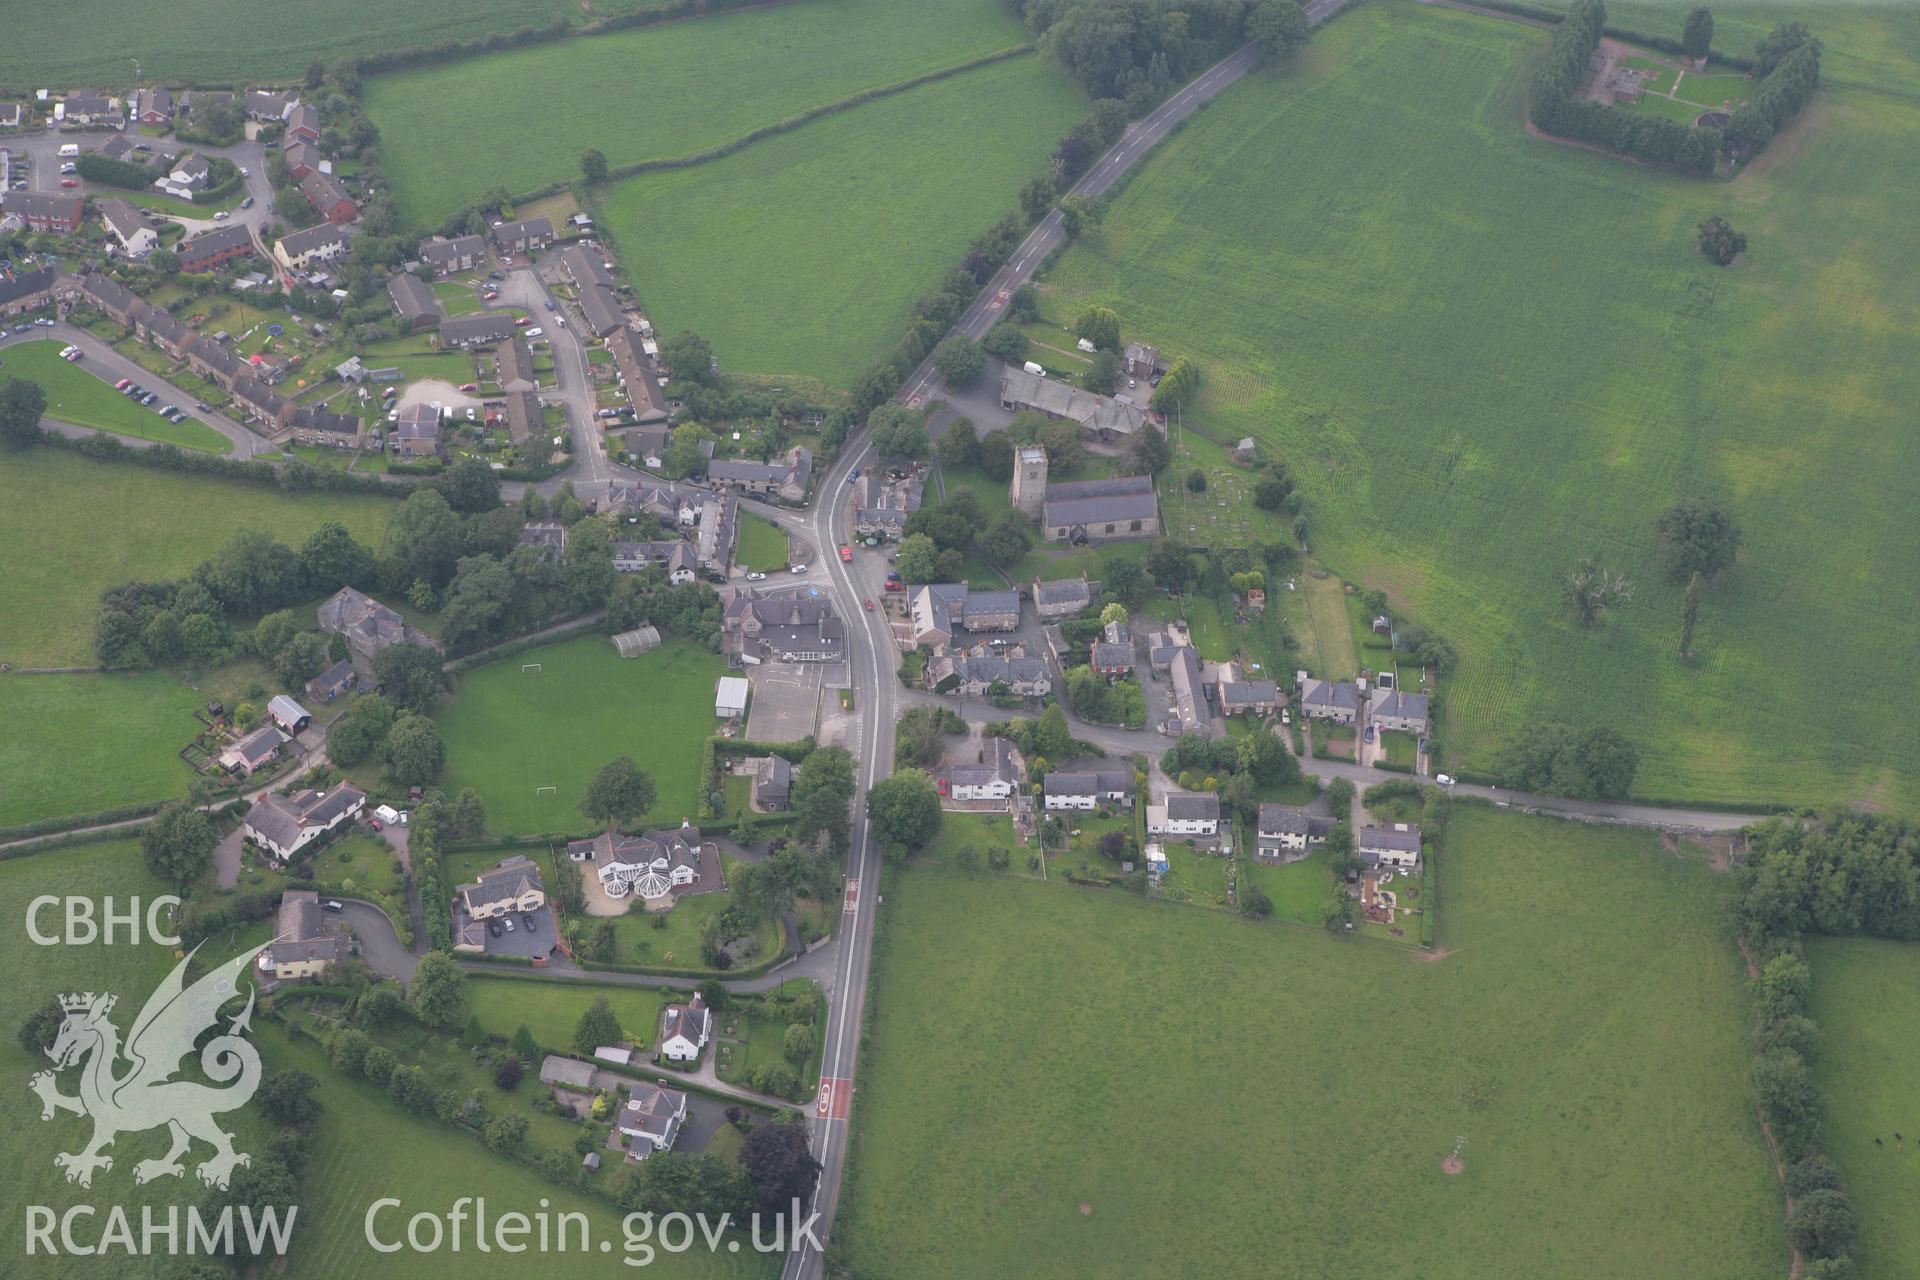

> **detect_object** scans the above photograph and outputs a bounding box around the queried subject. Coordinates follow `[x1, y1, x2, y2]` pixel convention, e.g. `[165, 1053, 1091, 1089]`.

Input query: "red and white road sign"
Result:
[843, 877, 860, 914]
[988, 287, 1011, 311]
[817, 1077, 853, 1120]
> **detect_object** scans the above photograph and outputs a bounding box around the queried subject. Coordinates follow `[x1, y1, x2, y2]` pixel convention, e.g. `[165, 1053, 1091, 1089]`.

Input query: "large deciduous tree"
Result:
[1655, 497, 1741, 582]
[1249, 0, 1312, 63]
[407, 951, 468, 1027]
[866, 402, 929, 460]
[866, 770, 942, 858]
[140, 800, 219, 886]
[934, 336, 986, 388]
[581, 756, 656, 828]
[1561, 557, 1631, 628]
[1682, 6, 1714, 60]
[0, 376, 48, 450]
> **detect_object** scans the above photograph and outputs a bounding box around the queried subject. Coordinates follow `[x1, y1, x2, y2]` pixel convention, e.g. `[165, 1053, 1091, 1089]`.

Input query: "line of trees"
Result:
[1528, 0, 1722, 172]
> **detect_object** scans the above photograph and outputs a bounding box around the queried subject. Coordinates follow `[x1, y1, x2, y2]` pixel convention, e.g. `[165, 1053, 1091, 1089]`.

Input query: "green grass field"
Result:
[0, 0, 670, 87]
[0, 450, 398, 667]
[0, 840, 280, 1280]
[0, 669, 208, 829]
[437, 634, 724, 836]
[734, 512, 791, 572]
[839, 804, 1780, 1278]
[1044, 2, 1920, 808]
[1807, 937, 1920, 1278]
[364, 0, 1032, 225]
[465, 972, 671, 1052]
[595, 53, 1083, 386]
[3, 341, 232, 452]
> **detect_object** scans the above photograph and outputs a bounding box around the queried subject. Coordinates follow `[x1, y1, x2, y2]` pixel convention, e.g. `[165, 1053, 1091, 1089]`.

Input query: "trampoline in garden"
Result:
[1695, 111, 1731, 129]
[267, 323, 285, 336]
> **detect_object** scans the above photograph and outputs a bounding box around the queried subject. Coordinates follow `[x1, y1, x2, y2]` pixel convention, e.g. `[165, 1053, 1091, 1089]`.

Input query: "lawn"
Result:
[0, 449, 398, 667]
[595, 53, 1084, 387]
[308, 831, 408, 932]
[437, 634, 725, 836]
[365, 0, 1033, 225]
[922, 809, 1034, 875]
[734, 512, 791, 572]
[0, 669, 207, 829]
[1243, 845, 1332, 925]
[838, 805, 1780, 1278]
[597, 855, 785, 974]
[1043, 1, 1920, 808]
[1382, 727, 1419, 768]
[465, 972, 669, 1053]
[0, 0, 673, 87]
[2, 340, 231, 451]
[1806, 936, 1920, 1278]
[0, 840, 278, 1280]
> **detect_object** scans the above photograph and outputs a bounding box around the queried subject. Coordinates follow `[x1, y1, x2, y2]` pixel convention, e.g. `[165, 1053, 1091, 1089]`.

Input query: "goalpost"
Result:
[535, 786, 558, 797]
[522, 663, 543, 673]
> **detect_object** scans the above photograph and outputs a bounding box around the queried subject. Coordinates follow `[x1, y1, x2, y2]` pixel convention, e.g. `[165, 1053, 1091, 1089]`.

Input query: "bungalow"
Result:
[218, 724, 287, 776]
[1041, 475, 1159, 544]
[242, 784, 367, 860]
[178, 224, 256, 274]
[618, 1081, 688, 1158]
[420, 233, 486, 276]
[279, 139, 318, 181]
[489, 216, 555, 255]
[705, 446, 813, 504]
[496, 338, 535, 392]
[4, 192, 85, 234]
[1369, 687, 1431, 736]
[98, 198, 157, 256]
[948, 737, 1022, 802]
[267, 695, 311, 734]
[61, 91, 117, 126]
[749, 755, 792, 811]
[299, 170, 356, 224]
[1299, 677, 1361, 725]
[566, 824, 710, 907]
[389, 405, 442, 458]
[274, 223, 348, 275]
[1255, 804, 1314, 862]
[0, 268, 55, 319]
[261, 890, 343, 981]
[1043, 770, 1132, 811]
[658, 995, 711, 1063]
[502, 389, 541, 444]
[386, 272, 440, 330]
[134, 87, 173, 126]
[1000, 366, 1150, 441]
[1147, 792, 1223, 845]
[1032, 575, 1093, 620]
[1359, 823, 1422, 871]
[457, 854, 547, 919]
[303, 659, 356, 703]
[284, 102, 321, 143]
[1219, 677, 1280, 717]
[440, 311, 515, 349]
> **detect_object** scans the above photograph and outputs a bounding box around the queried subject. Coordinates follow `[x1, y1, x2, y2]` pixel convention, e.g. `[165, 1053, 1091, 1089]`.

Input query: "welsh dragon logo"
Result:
[29, 944, 265, 1190]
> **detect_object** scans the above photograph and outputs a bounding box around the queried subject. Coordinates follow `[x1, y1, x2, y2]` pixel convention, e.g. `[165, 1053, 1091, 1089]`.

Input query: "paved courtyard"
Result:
[746, 663, 823, 742]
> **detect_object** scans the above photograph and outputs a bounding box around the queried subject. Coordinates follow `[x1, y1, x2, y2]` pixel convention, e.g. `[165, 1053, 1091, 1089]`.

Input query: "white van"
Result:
[58, 144, 80, 158]
[1022, 360, 1046, 378]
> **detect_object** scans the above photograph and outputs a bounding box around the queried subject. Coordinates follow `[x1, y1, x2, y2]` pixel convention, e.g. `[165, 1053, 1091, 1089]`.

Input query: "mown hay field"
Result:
[839, 805, 1780, 1278]
[1043, 1, 1920, 809]
[364, 0, 1032, 226]
[595, 54, 1084, 387]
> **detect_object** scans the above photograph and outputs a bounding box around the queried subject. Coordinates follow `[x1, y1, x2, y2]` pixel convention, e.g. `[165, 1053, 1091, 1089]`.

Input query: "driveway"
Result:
[339, 899, 419, 982]
[212, 825, 246, 889]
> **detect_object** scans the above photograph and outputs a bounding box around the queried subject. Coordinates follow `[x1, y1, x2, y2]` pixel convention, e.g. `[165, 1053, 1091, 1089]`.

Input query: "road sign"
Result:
[988, 287, 1010, 311]
[843, 878, 860, 915]
[817, 1077, 853, 1120]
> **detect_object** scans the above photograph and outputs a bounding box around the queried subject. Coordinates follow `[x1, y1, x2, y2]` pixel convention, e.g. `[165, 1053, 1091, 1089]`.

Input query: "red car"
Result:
[114, 378, 131, 390]
[838, 545, 853, 562]
[60, 178, 78, 188]
[863, 597, 874, 611]
[515, 315, 533, 327]
[936, 777, 950, 796]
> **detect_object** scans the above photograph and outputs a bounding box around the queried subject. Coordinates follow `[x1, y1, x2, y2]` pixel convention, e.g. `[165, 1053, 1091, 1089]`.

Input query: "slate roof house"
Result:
[98, 198, 157, 256]
[243, 785, 367, 860]
[1219, 677, 1280, 717]
[947, 738, 1022, 804]
[6, 192, 86, 234]
[1032, 575, 1093, 620]
[519, 522, 568, 558]
[658, 995, 711, 1063]
[304, 659, 357, 703]
[300, 169, 356, 224]
[218, 724, 287, 776]
[72, 272, 140, 325]
[261, 890, 343, 981]
[274, 223, 349, 275]
[728, 593, 844, 663]
[999, 366, 1150, 441]
[908, 583, 1020, 649]
[280, 139, 319, 181]
[1147, 792, 1223, 843]
[317, 586, 440, 675]
[496, 338, 536, 392]
[1359, 824, 1422, 870]
[604, 327, 670, 424]
[706, 446, 813, 504]
[1042, 475, 1159, 544]
[490, 216, 554, 254]
[1369, 687, 1431, 736]
[1299, 677, 1362, 725]
[440, 311, 515, 349]
[619, 1080, 689, 1158]
[749, 755, 792, 811]
[1043, 770, 1133, 811]
[284, 102, 321, 143]
[389, 404, 442, 458]
[612, 539, 698, 583]
[0, 268, 55, 318]
[566, 824, 712, 908]
[503, 389, 542, 445]
[244, 89, 297, 122]
[927, 648, 1052, 699]
[381, 271, 439, 329]
[848, 470, 923, 540]
[135, 87, 174, 125]
[1091, 639, 1136, 676]
[1256, 804, 1315, 862]
[420, 233, 487, 275]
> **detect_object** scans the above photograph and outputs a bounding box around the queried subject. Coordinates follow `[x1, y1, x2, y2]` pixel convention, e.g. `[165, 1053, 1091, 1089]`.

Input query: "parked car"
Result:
[323, 900, 343, 912]
[487, 270, 503, 281]
[503, 916, 515, 932]
[543, 300, 555, 312]
[59, 178, 77, 188]
[839, 545, 853, 562]
[524, 327, 543, 337]
[59, 163, 76, 175]
[458, 382, 478, 393]
[195, 402, 210, 412]
[212, 210, 229, 221]
[488, 920, 501, 937]
[240, 196, 254, 209]
[521, 914, 537, 933]
[514, 315, 533, 327]
[745, 571, 767, 582]
[1364, 725, 1376, 743]
[238, 166, 249, 177]
[789, 563, 808, 575]
[113, 378, 131, 390]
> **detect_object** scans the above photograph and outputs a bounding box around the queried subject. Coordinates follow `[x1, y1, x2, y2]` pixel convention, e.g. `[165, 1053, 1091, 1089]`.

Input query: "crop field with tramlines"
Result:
[363, 0, 1033, 225]
[1043, 0, 1920, 809]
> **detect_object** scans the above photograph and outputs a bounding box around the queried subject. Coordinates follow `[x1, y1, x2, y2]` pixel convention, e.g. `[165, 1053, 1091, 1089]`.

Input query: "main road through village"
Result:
[1, 8, 1781, 1272]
